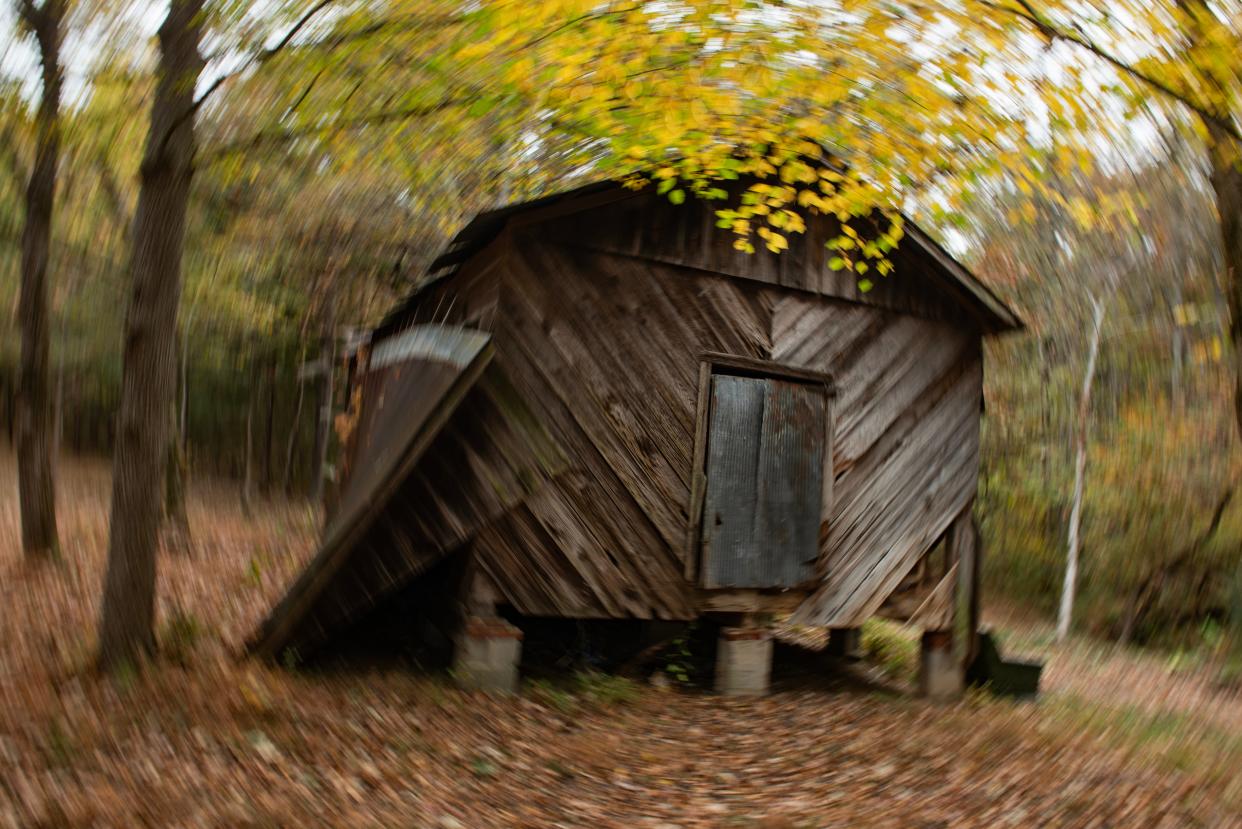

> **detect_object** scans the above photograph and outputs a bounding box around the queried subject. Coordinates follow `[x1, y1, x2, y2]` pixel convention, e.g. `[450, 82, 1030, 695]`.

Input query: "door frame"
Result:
[683, 351, 836, 586]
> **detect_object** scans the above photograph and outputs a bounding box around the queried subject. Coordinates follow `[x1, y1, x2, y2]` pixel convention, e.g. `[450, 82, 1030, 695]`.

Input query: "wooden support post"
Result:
[947, 504, 981, 669]
[917, 503, 977, 700]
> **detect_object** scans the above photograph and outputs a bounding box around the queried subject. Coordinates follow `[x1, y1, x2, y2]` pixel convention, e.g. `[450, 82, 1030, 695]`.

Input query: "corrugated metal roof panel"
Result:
[700, 374, 826, 589]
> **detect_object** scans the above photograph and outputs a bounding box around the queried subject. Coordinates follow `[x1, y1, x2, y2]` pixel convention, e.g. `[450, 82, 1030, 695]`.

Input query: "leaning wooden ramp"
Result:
[249, 324, 494, 661]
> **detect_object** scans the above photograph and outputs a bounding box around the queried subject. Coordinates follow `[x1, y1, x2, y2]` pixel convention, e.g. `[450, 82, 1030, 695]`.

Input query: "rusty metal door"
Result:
[699, 372, 827, 589]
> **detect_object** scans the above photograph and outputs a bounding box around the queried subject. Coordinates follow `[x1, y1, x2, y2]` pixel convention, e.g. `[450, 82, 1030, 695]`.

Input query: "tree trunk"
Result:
[164, 331, 189, 516]
[1203, 126, 1242, 666]
[1057, 295, 1105, 642]
[163, 330, 191, 550]
[262, 353, 276, 491]
[163, 335, 191, 553]
[97, 0, 204, 672]
[1205, 126, 1242, 439]
[1037, 335, 1051, 491]
[52, 349, 63, 461]
[3, 378, 13, 448]
[241, 348, 260, 518]
[180, 308, 193, 442]
[163, 411, 190, 546]
[282, 367, 306, 494]
[311, 324, 336, 504]
[1168, 278, 1186, 409]
[16, 0, 64, 560]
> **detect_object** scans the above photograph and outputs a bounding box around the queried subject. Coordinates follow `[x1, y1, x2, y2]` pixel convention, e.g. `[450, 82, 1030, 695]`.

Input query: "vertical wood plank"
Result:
[950, 504, 981, 665]
[701, 374, 826, 589]
[684, 360, 713, 582]
[755, 379, 826, 587]
[700, 374, 766, 588]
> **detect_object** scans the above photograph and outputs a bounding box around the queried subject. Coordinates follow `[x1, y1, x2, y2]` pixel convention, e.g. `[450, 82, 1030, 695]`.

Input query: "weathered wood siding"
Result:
[270, 362, 567, 654]
[254, 184, 1003, 656]
[465, 237, 776, 618]
[768, 293, 983, 626]
[456, 215, 983, 626]
[545, 188, 990, 329]
[257, 249, 568, 656]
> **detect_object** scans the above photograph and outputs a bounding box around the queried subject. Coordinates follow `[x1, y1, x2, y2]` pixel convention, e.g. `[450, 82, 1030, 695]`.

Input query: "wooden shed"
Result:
[250, 176, 1021, 696]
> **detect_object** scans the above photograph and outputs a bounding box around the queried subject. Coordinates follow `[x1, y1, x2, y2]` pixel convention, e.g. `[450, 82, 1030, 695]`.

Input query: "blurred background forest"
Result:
[2, 0, 1241, 660]
[973, 151, 1241, 651]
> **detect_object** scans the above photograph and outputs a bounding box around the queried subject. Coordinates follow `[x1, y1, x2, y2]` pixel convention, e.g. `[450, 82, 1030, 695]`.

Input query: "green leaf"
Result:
[828, 257, 846, 271]
[858, 278, 874, 293]
[669, 189, 685, 205]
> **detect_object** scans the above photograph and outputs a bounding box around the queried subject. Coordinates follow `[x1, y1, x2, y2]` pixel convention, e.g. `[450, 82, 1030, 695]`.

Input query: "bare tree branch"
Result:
[198, 96, 467, 167]
[193, 0, 335, 109]
[158, 0, 339, 159]
[15, 0, 39, 29]
[975, 0, 1241, 142]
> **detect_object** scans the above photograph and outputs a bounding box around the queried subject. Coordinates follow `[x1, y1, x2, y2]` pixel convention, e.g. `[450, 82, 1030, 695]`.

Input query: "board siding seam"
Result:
[567, 239, 980, 331]
[793, 365, 982, 626]
[496, 306, 695, 615]
[824, 442, 979, 624]
[505, 248, 695, 556]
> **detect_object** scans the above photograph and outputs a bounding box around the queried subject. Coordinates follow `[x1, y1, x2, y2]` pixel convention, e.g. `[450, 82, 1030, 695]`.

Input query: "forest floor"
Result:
[3, 453, 1241, 828]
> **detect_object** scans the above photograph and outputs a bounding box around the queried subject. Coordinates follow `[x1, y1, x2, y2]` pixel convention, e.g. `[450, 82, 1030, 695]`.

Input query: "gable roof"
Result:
[377, 179, 1023, 336]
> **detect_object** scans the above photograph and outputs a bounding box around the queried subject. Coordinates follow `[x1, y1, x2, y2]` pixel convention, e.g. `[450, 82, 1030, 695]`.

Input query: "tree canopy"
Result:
[3, 0, 1242, 656]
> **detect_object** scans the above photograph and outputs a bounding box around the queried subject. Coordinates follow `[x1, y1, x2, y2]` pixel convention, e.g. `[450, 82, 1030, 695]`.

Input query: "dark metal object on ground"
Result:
[967, 631, 1043, 698]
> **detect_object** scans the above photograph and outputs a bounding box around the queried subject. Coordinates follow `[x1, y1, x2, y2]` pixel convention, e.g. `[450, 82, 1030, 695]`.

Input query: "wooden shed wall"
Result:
[447, 211, 983, 625]
[318, 193, 986, 634]
[271, 252, 565, 654]
[543, 188, 988, 329]
[769, 294, 982, 626]
[282, 362, 568, 651]
[469, 237, 770, 618]
[259, 189, 996, 656]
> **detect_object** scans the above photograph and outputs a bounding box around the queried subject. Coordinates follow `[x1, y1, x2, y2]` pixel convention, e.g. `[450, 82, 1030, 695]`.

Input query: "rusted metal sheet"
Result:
[331, 325, 493, 537]
[700, 374, 827, 589]
[700, 374, 765, 588]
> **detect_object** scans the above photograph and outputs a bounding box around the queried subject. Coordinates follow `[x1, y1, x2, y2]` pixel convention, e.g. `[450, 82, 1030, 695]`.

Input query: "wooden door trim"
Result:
[699, 351, 837, 392]
[683, 360, 713, 583]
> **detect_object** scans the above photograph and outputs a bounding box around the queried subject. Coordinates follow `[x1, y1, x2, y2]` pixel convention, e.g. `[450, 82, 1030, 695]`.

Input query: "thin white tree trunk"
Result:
[1057, 294, 1106, 642]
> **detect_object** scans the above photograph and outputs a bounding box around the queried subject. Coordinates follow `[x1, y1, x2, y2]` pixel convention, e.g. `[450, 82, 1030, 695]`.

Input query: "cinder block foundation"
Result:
[715, 627, 773, 697]
[919, 629, 963, 701]
[453, 617, 523, 693]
